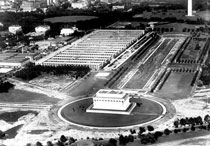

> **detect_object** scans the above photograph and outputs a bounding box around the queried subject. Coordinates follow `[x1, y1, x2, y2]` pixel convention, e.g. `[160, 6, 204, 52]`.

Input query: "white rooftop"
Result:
[0, 68, 13, 73]
[95, 89, 127, 99]
[95, 72, 110, 77]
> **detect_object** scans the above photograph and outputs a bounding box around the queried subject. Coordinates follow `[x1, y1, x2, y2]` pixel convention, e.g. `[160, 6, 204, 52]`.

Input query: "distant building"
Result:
[46, 0, 59, 5]
[0, 0, 12, 9]
[36, 29, 143, 70]
[8, 25, 22, 34]
[19, 0, 43, 11]
[71, 1, 88, 9]
[92, 89, 131, 110]
[60, 27, 78, 36]
[100, 0, 109, 3]
[0, 0, 8, 6]
[112, 5, 125, 10]
[0, 53, 31, 68]
[20, 1, 35, 12]
[86, 89, 137, 115]
[0, 22, 3, 27]
[35, 25, 50, 34]
[100, 0, 122, 4]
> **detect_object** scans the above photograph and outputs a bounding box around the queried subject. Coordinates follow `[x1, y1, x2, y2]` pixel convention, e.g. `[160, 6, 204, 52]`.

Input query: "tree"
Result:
[174, 120, 179, 128]
[195, 116, 203, 125]
[174, 129, 179, 134]
[119, 135, 126, 146]
[36, 142, 43, 146]
[195, 43, 200, 50]
[180, 118, 186, 126]
[141, 138, 148, 145]
[154, 131, 163, 139]
[164, 128, 171, 135]
[204, 114, 210, 123]
[61, 2, 71, 9]
[0, 81, 15, 93]
[60, 135, 67, 143]
[147, 125, 154, 132]
[183, 128, 189, 133]
[108, 138, 117, 146]
[189, 117, 195, 125]
[191, 126, 195, 131]
[129, 129, 136, 134]
[55, 141, 64, 146]
[68, 137, 76, 145]
[139, 127, 146, 135]
[145, 133, 156, 144]
[185, 118, 190, 125]
[208, 123, 210, 130]
[128, 135, 134, 142]
[46, 141, 53, 146]
[0, 130, 5, 139]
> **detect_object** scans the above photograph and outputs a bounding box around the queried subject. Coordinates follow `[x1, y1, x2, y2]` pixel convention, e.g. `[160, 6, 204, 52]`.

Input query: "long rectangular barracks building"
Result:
[36, 29, 144, 70]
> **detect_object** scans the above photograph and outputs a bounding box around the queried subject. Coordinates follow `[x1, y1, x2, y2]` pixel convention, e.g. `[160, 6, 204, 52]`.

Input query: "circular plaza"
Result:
[58, 95, 167, 129]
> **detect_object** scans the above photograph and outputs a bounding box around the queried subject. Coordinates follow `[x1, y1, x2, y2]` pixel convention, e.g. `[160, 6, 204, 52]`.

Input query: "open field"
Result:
[124, 38, 180, 89]
[0, 111, 38, 123]
[29, 75, 74, 91]
[196, 10, 210, 21]
[179, 39, 206, 61]
[44, 16, 98, 23]
[0, 89, 59, 104]
[4, 124, 23, 139]
[60, 98, 163, 127]
[156, 72, 195, 100]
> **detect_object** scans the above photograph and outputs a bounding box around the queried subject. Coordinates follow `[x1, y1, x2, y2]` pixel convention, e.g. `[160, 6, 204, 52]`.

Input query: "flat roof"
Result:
[0, 53, 33, 64]
[99, 89, 124, 94]
[0, 68, 13, 73]
[95, 89, 127, 99]
[41, 29, 143, 69]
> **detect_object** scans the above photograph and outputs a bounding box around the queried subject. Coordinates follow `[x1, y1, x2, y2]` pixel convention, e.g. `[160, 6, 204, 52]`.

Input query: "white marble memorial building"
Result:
[86, 89, 136, 115]
[93, 89, 131, 110]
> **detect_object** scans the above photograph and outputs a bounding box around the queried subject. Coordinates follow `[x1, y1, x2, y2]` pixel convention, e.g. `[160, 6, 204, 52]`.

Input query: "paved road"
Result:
[0, 102, 52, 110]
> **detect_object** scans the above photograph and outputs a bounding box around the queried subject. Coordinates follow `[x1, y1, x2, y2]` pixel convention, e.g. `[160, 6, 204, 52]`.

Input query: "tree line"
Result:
[136, 115, 210, 145]
[25, 114, 210, 146]
[199, 61, 210, 85]
[14, 63, 90, 81]
[0, 81, 14, 93]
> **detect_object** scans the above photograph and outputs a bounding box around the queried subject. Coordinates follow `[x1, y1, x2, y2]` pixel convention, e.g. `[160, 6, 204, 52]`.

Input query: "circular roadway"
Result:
[58, 97, 166, 129]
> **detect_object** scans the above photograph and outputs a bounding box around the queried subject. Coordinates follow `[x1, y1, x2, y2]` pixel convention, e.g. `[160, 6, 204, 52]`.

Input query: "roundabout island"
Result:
[58, 89, 167, 129]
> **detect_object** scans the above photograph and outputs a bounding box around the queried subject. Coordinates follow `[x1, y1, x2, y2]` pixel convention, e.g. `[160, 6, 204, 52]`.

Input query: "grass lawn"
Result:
[156, 72, 194, 100]
[61, 98, 163, 127]
[197, 10, 210, 21]
[4, 124, 23, 139]
[0, 89, 59, 104]
[124, 64, 156, 89]
[180, 39, 205, 61]
[28, 129, 49, 134]
[44, 16, 98, 23]
[0, 111, 38, 123]
[29, 75, 74, 91]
